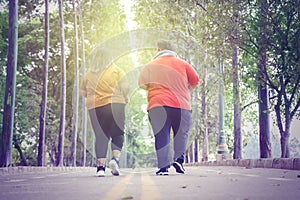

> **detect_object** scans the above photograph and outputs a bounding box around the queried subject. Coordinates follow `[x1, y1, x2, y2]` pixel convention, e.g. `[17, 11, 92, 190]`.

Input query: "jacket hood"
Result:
[153, 50, 177, 59]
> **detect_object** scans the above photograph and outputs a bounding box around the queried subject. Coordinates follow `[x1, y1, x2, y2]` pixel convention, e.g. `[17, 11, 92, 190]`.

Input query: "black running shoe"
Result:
[173, 161, 185, 174]
[156, 167, 169, 176]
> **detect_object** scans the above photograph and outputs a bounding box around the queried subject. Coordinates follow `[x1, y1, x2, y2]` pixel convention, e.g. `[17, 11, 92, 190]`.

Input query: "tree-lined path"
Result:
[1, 166, 299, 200]
[1, 0, 300, 169]
[1, 4, 300, 200]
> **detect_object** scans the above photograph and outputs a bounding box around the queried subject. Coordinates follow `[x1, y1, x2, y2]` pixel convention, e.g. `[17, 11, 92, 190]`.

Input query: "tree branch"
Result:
[195, 1, 207, 12]
[275, 96, 284, 134]
[262, 59, 279, 93]
[242, 95, 277, 111]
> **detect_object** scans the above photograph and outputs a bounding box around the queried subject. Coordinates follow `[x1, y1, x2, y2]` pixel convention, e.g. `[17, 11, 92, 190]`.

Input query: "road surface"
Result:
[0, 166, 300, 200]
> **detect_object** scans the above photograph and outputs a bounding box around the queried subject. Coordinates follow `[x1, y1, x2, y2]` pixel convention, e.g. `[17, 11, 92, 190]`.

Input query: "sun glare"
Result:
[119, 0, 139, 68]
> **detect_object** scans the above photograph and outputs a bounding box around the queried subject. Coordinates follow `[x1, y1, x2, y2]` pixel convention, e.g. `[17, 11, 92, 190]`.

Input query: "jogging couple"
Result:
[80, 40, 200, 177]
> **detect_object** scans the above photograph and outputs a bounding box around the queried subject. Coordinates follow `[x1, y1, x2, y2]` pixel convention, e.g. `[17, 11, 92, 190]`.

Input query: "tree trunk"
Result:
[233, 45, 242, 159]
[189, 142, 194, 163]
[258, 52, 271, 158]
[194, 137, 199, 162]
[258, 0, 271, 158]
[0, 0, 18, 167]
[79, 3, 87, 167]
[70, 0, 79, 167]
[201, 66, 208, 161]
[280, 131, 290, 158]
[38, 0, 49, 167]
[275, 99, 291, 158]
[49, 142, 56, 166]
[185, 150, 189, 163]
[14, 141, 28, 166]
[57, 0, 67, 167]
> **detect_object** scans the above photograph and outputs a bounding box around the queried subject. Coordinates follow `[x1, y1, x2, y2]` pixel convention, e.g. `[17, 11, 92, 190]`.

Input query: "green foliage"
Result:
[1, 0, 299, 165]
[82, 0, 126, 50]
[1, 0, 128, 165]
[124, 78, 155, 167]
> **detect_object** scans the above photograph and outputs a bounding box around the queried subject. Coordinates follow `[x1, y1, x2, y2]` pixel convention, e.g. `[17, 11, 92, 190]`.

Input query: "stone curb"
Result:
[186, 158, 300, 170]
[0, 166, 94, 176]
[1, 158, 299, 175]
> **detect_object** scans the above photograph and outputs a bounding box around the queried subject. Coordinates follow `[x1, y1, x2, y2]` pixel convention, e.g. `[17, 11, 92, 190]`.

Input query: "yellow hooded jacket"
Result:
[80, 65, 128, 110]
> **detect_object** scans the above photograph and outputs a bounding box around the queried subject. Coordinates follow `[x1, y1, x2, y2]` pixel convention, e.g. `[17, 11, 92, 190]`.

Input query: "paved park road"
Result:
[0, 166, 300, 200]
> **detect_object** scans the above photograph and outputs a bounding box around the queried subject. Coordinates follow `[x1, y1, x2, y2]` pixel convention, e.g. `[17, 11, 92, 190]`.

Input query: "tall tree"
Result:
[70, 0, 79, 167]
[263, 1, 300, 158]
[79, 2, 87, 167]
[232, 7, 242, 159]
[257, 0, 271, 158]
[0, 0, 18, 167]
[201, 65, 209, 161]
[243, 0, 300, 158]
[38, 0, 50, 167]
[57, 0, 67, 166]
[232, 44, 242, 159]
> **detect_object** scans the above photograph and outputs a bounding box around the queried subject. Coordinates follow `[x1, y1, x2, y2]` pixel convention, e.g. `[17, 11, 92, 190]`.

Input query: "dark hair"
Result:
[157, 39, 175, 51]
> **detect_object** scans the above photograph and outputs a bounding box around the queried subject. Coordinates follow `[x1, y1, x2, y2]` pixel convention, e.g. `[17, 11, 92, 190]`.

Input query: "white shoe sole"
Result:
[109, 160, 120, 176]
[156, 172, 169, 176]
[96, 171, 105, 177]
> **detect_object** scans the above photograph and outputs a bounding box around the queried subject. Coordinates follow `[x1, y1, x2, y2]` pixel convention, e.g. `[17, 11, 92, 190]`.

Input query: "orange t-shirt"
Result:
[138, 56, 199, 110]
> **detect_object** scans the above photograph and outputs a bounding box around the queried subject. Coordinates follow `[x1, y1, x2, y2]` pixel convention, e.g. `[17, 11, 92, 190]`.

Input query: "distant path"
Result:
[0, 166, 299, 200]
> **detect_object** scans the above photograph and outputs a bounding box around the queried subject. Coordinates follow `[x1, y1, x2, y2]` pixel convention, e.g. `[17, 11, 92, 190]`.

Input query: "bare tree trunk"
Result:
[0, 0, 18, 167]
[14, 141, 28, 166]
[189, 142, 194, 163]
[280, 131, 290, 158]
[233, 45, 242, 159]
[79, 2, 87, 167]
[38, 0, 50, 167]
[275, 98, 291, 158]
[70, 0, 79, 167]
[194, 137, 199, 162]
[57, 0, 67, 167]
[201, 66, 208, 161]
[49, 142, 56, 166]
[185, 150, 189, 163]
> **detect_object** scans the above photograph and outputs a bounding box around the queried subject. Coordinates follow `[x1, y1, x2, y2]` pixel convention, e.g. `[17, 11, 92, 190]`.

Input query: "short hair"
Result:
[157, 39, 175, 51]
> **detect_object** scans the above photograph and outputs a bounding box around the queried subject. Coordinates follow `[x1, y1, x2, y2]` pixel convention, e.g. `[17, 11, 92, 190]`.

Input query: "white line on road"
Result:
[268, 177, 294, 181]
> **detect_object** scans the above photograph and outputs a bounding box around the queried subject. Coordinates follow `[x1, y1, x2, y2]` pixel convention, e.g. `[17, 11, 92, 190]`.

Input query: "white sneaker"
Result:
[109, 159, 120, 176]
[96, 166, 105, 177]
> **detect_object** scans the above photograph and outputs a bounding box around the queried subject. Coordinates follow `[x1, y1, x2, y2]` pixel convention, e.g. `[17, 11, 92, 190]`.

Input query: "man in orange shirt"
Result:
[80, 48, 129, 177]
[138, 40, 199, 175]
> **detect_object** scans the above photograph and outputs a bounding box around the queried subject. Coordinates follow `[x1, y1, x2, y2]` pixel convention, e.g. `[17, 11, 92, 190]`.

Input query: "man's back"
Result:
[139, 55, 199, 110]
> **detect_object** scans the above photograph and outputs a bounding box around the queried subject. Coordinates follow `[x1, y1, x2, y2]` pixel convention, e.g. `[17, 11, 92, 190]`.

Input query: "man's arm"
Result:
[186, 64, 200, 91]
[138, 66, 149, 90]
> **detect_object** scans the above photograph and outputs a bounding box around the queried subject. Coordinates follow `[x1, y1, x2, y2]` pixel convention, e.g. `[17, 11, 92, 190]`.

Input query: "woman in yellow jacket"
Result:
[80, 48, 129, 177]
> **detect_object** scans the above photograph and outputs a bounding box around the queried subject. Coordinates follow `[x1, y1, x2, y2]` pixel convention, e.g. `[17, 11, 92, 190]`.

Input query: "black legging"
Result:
[89, 103, 125, 158]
